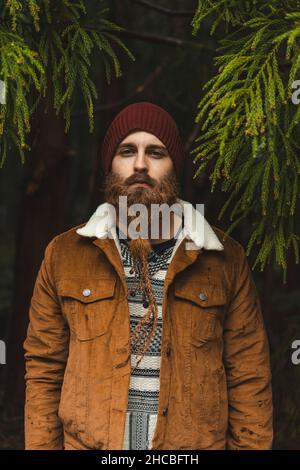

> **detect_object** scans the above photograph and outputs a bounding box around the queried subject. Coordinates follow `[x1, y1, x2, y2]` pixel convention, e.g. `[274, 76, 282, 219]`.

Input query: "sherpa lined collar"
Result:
[76, 198, 224, 260]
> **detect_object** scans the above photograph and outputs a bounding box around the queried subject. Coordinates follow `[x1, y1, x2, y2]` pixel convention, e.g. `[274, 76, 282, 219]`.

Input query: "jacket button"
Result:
[199, 292, 207, 301]
[82, 288, 91, 297]
[162, 408, 168, 416]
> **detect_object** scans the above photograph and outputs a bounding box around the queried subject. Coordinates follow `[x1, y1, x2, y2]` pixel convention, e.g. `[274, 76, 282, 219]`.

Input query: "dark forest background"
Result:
[0, 0, 300, 450]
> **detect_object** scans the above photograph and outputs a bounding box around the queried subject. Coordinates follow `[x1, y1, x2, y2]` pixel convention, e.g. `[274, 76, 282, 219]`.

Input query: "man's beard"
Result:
[103, 167, 180, 209]
[104, 168, 180, 241]
[103, 168, 181, 371]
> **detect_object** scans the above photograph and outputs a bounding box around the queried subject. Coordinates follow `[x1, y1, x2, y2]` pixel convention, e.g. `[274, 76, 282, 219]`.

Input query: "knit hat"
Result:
[101, 101, 185, 178]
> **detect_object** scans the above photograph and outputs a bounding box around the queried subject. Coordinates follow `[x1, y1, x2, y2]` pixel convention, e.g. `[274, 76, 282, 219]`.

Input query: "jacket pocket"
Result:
[57, 277, 116, 341]
[174, 280, 227, 345]
[174, 279, 228, 433]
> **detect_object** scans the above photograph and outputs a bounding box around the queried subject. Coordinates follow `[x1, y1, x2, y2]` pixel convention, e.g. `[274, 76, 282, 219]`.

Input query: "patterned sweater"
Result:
[118, 234, 177, 450]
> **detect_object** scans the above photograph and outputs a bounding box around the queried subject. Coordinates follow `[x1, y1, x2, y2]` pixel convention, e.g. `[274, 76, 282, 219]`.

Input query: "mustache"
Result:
[125, 173, 155, 186]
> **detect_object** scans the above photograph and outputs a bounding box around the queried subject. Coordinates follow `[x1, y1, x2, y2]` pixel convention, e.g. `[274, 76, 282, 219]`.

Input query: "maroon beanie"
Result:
[101, 101, 185, 178]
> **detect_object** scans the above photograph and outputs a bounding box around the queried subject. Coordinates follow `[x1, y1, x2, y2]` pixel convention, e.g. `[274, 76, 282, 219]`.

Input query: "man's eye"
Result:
[149, 151, 163, 157]
[121, 149, 134, 155]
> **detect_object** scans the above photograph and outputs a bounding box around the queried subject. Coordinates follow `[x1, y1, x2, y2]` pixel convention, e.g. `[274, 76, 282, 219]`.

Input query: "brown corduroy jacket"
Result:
[24, 199, 273, 450]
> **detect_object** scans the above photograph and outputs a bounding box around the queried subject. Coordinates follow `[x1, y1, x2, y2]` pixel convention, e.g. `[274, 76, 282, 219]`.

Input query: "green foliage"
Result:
[191, 0, 300, 281]
[0, 29, 44, 163]
[0, 0, 135, 167]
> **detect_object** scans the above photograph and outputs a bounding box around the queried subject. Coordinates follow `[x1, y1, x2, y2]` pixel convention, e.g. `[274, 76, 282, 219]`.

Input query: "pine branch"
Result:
[0, 1, 135, 162]
[191, 0, 300, 277]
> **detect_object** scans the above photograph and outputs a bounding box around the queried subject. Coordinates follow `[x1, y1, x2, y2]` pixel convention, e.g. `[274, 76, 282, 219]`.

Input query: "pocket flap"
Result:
[174, 279, 227, 308]
[57, 277, 116, 303]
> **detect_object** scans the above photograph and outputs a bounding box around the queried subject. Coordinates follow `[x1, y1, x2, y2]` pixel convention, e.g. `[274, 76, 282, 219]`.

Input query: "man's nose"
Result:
[133, 151, 149, 172]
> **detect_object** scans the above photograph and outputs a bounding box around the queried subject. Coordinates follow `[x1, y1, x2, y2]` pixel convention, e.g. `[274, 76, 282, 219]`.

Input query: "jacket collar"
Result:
[76, 198, 224, 260]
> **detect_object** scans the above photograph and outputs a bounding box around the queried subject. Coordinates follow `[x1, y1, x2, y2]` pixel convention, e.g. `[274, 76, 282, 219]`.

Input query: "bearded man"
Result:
[24, 102, 273, 450]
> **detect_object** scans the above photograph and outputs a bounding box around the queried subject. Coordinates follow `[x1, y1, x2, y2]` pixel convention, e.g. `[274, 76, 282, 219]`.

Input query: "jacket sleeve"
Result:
[223, 243, 273, 449]
[23, 236, 69, 450]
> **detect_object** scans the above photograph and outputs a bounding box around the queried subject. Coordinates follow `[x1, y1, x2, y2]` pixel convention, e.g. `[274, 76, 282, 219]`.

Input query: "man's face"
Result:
[104, 131, 180, 209]
[112, 130, 173, 183]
